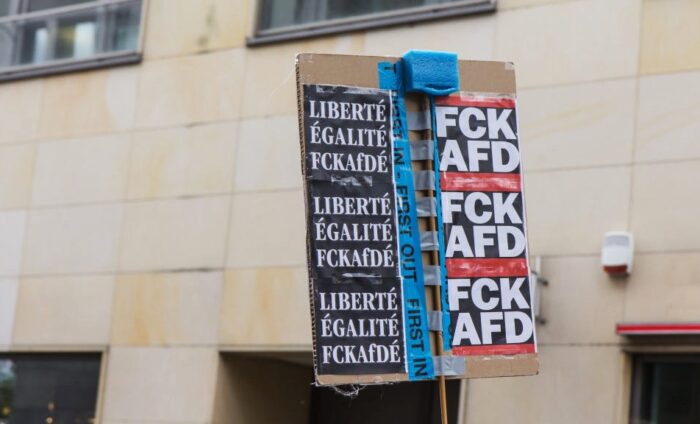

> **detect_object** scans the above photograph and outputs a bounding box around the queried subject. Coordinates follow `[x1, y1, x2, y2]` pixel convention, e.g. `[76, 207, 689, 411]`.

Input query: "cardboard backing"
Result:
[296, 53, 539, 386]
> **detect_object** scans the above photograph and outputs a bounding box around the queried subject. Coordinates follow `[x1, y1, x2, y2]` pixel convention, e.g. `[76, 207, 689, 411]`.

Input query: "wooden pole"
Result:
[424, 95, 449, 424]
[427, 155, 449, 424]
[409, 92, 449, 424]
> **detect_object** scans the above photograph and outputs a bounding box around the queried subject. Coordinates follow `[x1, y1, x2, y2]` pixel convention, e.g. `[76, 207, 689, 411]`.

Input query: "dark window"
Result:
[26, 0, 93, 12]
[630, 354, 700, 424]
[0, 353, 101, 424]
[251, 0, 496, 45]
[0, 0, 142, 81]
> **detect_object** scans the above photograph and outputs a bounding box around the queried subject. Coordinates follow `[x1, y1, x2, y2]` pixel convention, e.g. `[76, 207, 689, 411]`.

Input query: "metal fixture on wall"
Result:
[531, 256, 548, 325]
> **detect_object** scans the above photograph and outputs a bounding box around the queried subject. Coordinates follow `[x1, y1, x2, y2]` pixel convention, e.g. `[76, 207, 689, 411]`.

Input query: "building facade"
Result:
[0, 0, 699, 422]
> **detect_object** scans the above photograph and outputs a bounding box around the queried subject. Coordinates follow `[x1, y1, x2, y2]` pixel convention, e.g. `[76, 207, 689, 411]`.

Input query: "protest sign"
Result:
[297, 53, 538, 386]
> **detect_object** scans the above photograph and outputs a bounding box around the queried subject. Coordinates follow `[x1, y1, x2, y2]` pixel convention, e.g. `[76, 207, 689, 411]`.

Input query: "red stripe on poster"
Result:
[452, 343, 536, 356]
[441, 172, 521, 192]
[446, 258, 529, 277]
[435, 96, 516, 108]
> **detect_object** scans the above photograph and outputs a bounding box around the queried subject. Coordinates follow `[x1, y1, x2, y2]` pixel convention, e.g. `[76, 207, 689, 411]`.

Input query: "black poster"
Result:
[434, 95, 536, 356]
[302, 84, 405, 376]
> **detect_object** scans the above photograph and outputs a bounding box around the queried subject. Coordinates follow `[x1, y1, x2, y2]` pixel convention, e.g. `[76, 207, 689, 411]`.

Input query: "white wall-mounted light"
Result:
[601, 232, 633, 276]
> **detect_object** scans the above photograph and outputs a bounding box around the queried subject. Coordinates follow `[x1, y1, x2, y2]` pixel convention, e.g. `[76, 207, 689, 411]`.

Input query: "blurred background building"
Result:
[0, 0, 699, 422]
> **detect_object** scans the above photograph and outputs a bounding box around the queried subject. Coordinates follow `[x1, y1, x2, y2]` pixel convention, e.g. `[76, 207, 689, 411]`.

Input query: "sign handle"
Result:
[427, 159, 449, 424]
[402, 50, 460, 424]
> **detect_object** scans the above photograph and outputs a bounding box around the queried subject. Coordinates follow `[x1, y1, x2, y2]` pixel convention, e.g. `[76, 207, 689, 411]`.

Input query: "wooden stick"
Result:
[427, 154, 449, 424]
[408, 92, 449, 424]
[422, 95, 449, 424]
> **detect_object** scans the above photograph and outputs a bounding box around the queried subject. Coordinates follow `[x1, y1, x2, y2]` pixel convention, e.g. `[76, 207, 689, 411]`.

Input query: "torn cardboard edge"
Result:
[317, 353, 539, 385]
[297, 53, 537, 386]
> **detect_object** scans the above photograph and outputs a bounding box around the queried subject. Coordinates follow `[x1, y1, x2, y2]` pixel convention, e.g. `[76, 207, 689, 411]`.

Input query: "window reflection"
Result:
[54, 11, 97, 60]
[258, 0, 472, 31]
[0, 0, 142, 72]
[0, 360, 15, 423]
[27, 0, 93, 12]
[18, 21, 50, 64]
[0, 354, 100, 424]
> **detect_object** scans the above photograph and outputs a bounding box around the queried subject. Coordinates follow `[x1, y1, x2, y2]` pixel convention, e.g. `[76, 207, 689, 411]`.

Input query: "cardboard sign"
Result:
[435, 95, 536, 356]
[297, 53, 539, 385]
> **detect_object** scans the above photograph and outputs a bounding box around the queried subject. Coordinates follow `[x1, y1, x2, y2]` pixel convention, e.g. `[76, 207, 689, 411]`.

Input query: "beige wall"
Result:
[1, 0, 699, 422]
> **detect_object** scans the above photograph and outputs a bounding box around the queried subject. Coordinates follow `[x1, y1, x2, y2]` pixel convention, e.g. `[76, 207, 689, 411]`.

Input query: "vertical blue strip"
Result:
[429, 95, 453, 352]
[379, 61, 434, 381]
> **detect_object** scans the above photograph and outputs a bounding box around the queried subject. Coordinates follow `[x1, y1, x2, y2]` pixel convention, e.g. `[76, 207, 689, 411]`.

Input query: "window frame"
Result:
[247, 0, 497, 46]
[0, 0, 146, 82]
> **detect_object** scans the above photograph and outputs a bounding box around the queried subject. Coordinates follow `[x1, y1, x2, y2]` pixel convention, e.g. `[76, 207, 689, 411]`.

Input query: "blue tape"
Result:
[378, 61, 398, 90]
[429, 96, 454, 352]
[379, 61, 434, 381]
[402, 50, 459, 96]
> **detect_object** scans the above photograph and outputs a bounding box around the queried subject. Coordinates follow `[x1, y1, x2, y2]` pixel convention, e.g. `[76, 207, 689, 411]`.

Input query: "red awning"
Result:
[616, 323, 700, 335]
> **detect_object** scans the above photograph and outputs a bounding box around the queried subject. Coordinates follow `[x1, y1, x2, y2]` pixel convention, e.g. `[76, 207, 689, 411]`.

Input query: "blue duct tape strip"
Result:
[429, 95, 453, 352]
[379, 61, 434, 381]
